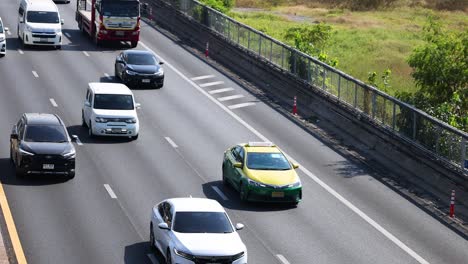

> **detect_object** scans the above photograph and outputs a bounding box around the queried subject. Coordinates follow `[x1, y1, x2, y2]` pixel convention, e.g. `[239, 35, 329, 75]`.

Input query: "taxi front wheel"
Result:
[239, 183, 248, 202]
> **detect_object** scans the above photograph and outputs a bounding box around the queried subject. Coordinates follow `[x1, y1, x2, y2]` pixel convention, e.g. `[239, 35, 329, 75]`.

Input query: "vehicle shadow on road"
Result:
[67, 125, 135, 145]
[202, 181, 296, 212]
[124, 241, 161, 264]
[0, 158, 68, 186]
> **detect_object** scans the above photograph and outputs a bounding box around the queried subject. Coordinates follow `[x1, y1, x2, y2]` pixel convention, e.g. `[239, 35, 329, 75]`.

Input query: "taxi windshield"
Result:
[246, 152, 291, 170]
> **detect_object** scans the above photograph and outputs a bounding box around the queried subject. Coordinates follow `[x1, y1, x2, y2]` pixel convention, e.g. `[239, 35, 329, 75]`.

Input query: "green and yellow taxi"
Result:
[222, 142, 302, 204]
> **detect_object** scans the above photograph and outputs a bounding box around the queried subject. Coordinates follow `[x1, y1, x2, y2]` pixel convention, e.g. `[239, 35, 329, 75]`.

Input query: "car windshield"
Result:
[26, 11, 59, 24]
[102, 2, 139, 17]
[246, 152, 291, 170]
[93, 94, 134, 110]
[127, 54, 158, 65]
[173, 212, 233, 233]
[24, 125, 68, 143]
[0, 21, 3, 32]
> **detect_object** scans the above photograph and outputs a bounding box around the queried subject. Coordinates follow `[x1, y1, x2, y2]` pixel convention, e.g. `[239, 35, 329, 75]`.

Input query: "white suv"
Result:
[150, 198, 247, 264]
[82, 83, 140, 140]
[0, 17, 7, 57]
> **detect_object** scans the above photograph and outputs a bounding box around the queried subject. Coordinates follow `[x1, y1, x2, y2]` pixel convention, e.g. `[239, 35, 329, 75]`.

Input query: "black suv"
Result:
[10, 113, 76, 179]
[114, 50, 165, 88]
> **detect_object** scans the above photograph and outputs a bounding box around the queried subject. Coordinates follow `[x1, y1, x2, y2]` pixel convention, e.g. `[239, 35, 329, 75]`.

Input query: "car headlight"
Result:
[25, 25, 32, 32]
[288, 181, 302, 188]
[62, 149, 76, 159]
[19, 147, 34, 156]
[155, 68, 164, 76]
[0, 36, 4, 42]
[95, 117, 107, 123]
[231, 251, 245, 261]
[125, 118, 136, 124]
[247, 178, 266, 188]
[55, 28, 61, 34]
[125, 69, 136, 75]
[173, 248, 194, 260]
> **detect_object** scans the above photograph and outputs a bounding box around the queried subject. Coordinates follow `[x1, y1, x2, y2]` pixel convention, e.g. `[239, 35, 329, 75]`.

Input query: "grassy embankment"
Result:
[229, 1, 467, 95]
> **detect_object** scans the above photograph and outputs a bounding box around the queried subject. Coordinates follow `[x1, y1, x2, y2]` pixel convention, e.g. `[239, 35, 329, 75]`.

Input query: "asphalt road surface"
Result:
[0, 0, 467, 263]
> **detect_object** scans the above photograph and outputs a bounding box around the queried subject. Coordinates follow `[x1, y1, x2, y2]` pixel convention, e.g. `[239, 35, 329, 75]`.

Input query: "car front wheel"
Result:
[88, 122, 94, 138]
[149, 224, 156, 250]
[166, 249, 172, 264]
[240, 182, 248, 202]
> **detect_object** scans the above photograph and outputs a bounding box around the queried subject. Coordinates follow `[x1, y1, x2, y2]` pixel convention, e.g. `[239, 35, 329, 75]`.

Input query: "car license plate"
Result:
[272, 191, 284, 198]
[142, 79, 150, 83]
[115, 31, 124, 36]
[43, 164, 54, 170]
[40, 38, 48, 42]
[112, 128, 122, 132]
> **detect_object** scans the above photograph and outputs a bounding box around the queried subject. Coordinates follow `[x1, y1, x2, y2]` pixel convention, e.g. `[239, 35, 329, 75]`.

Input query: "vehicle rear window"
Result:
[24, 125, 68, 143]
[127, 54, 158, 65]
[173, 212, 233, 233]
[246, 152, 291, 170]
[26, 11, 59, 24]
[93, 94, 134, 110]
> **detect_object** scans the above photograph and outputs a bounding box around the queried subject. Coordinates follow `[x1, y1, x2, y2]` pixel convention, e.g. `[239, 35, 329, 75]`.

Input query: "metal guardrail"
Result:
[143, 0, 468, 174]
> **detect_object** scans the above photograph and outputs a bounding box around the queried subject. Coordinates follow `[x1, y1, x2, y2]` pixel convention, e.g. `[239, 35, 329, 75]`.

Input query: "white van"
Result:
[0, 17, 8, 57]
[18, 0, 64, 49]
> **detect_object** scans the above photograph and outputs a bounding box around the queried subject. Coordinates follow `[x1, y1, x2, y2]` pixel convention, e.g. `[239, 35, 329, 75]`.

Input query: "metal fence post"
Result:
[259, 36, 262, 56]
[392, 103, 396, 130]
[322, 68, 326, 90]
[337, 75, 341, 99]
[461, 138, 466, 170]
[281, 47, 284, 69]
[227, 19, 230, 39]
[247, 30, 250, 50]
[237, 24, 240, 44]
[307, 59, 311, 83]
[293, 52, 297, 74]
[412, 111, 417, 140]
[270, 41, 273, 62]
[372, 92, 376, 119]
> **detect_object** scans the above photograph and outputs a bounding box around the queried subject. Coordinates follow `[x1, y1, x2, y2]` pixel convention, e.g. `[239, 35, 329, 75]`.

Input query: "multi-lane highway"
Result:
[0, 0, 467, 263]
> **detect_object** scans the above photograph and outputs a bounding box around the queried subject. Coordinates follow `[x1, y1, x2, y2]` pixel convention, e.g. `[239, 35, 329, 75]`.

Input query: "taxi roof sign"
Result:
[247, 142, 275, 147]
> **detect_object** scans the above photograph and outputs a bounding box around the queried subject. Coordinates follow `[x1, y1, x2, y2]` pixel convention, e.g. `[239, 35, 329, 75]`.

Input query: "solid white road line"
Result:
[191, 75, 215, 81]
[17, 49, 24, 54]
[228, 102, 256, 109]
[139, 41, 430, 264]
[218, 94, 244, 102]
[75, 137, 83, 146]
[83, 51, 90, 57]
[64, 32, 71, 38]
[32, 71, 38, 78]
[147, 253, 159, 264]
[49, 98, 58, 107]
[276, 255, 291, 264]
[165, 137, 178, 148]
[209, 87, 234, 94]
[212, 186, 229, 201]
[6, 30, 11, 36]
[103, 184, 117, 199]
[104, 73, 112, 80]
[199, 81, 224, 87]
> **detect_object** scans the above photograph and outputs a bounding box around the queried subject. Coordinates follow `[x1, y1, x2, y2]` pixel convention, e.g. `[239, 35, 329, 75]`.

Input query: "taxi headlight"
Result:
[288, 181, 302, 188]
[174, 248, 194, 260]
[247, 178, 266, 188]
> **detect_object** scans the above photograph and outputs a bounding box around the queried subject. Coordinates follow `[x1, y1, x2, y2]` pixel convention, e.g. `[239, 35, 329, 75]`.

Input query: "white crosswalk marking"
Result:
[191, 75, 215, 81]
[199, 81, 224, 87]
[218, 94, 244, 102]
[32, 71, 39, 78]
[228, 102, 256, 109]
[209, 88, 234, 94]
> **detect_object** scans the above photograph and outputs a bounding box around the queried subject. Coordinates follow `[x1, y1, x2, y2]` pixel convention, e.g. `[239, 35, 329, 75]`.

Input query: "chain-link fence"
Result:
[142, 0, 468, 174]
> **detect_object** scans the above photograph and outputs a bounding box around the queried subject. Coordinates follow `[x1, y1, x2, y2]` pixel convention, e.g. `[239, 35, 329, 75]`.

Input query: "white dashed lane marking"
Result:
[104, 184, 117, 199]
[49, 98, 58, 107]
[64, 32, 71, 38]
[32, 71, 39, 78]
[228, 102, 256, 110]
[104, 73, 112, 80]
[191, 75, 215, 81]
[17, 49, 24, 54]
[218, 94, 244, 102]
[75, 137, 83, 146]
[6, 30, 11, 36]
[83, 51, 90, 57]
[164, 137, 178, 148]
[209, 87, 234, 94]
[199, 81, 224, 87]
[276, 255, 291, 264]
[212, 186, 228, 201]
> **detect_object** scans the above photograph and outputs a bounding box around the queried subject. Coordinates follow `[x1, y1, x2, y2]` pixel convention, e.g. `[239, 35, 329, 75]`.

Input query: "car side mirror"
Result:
[84, 101, 91, 107]
[292, 163, 299, 169]
[158, 222, 169, 230]
[61, 19, 64, 25]
[135, 103, 141, 109]
[116, 58, 124, 64]
[159, 61, 164, 65]
[235, 223, 244, 231]
[4, 27, 9, 32]
[71, 135, 78, 142]
[233, 162, 242, 168]
[10, 133, 18, 140]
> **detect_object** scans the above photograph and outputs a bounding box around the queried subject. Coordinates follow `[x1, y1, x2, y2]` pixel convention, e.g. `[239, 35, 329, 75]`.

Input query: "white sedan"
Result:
[150, 198, 247, 264]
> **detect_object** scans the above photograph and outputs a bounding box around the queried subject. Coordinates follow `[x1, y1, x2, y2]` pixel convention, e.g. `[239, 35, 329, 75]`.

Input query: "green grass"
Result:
[229, 6, 467, 95]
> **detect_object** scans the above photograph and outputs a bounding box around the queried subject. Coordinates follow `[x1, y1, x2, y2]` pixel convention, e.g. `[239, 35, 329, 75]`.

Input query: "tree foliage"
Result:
[200, 0, 234, 13]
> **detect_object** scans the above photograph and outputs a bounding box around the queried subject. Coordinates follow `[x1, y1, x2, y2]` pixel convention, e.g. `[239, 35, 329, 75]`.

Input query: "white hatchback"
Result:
[0, 17, 8, 57]
[82, 82, 140, 139]
[150, 198, 247, 264]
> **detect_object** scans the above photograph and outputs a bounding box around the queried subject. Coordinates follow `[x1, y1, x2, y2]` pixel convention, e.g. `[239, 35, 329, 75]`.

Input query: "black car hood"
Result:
[21, 141, 74, 155]
[127, 64, 160, 74]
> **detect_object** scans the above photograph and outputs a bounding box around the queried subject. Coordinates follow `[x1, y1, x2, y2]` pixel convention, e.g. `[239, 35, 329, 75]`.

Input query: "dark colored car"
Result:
[10, 113, 76, 179]
[114, 50, 165, 88]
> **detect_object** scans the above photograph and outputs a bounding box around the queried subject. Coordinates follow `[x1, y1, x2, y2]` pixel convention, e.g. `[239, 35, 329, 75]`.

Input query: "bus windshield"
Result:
[102, 2, 139, 17]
